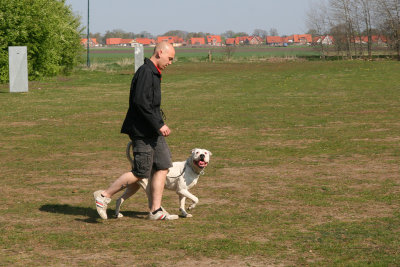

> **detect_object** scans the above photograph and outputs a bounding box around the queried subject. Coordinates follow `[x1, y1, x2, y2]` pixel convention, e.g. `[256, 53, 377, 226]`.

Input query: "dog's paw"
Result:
[180, 208, 192, 218]
[115, 212, 123, 218]
[188, 204, 196, 210]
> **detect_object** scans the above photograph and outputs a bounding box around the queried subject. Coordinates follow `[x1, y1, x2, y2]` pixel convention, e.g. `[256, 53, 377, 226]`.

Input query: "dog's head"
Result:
[191, 148, 212, 170]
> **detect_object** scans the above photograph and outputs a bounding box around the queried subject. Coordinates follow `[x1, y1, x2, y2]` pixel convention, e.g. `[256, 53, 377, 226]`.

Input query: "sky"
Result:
[65, 0, 313, 36]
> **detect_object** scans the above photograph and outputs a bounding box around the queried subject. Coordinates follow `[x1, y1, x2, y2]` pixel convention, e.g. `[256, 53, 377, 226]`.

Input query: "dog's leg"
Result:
[115, 183, 140, 218]
[179, 195, 192, 218]
[178, 189, 199, 213]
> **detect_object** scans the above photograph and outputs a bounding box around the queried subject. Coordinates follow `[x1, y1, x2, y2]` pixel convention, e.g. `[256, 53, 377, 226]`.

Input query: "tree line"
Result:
[307, 0, 400, 60]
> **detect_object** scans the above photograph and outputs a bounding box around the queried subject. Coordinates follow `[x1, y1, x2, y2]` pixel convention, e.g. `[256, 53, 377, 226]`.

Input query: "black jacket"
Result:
[121, 58, 164, 138]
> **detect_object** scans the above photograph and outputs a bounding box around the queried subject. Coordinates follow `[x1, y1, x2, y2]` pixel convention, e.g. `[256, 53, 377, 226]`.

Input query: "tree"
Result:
[269, 28, 279, 36]
[162, 30, 188, 38]
[375, 0, 400, 60]
[357, 0, 374, 59]
[221, 30, 236, 38]
[307, 1, 330, 59]
[329, 0, 355, 58]
[253, 29, 268, 38]
[0, 0, 83, 83]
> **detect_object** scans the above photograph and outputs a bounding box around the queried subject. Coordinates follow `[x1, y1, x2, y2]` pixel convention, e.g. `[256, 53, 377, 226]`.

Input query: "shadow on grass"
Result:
[39, 204, 148, 223]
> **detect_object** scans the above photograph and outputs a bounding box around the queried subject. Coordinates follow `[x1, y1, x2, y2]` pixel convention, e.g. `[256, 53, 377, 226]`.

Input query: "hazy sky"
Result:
[65, 0, 313, 36]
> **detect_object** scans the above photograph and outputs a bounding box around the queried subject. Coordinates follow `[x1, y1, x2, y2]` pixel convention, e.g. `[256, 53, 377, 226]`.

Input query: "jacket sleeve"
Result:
[131, 69, 164, 132]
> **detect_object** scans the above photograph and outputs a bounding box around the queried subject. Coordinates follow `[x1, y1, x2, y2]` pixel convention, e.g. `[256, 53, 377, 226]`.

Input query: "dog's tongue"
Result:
[198, 160, 207, 168]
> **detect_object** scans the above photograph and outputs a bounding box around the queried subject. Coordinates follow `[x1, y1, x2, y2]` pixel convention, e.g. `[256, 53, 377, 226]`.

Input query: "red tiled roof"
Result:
[157, 36, 184, 44]
[189, 37, 205, 45]
[81, 38, 98, 45]
[225, 38, 237, 45]
[266, 36, 284, 43]
[120, 39, 134, 44]
[106, 38, 122, 45]
[206, 35, 222, 44]
[135, 38, 155, 45]
[287, 34, 312, 43]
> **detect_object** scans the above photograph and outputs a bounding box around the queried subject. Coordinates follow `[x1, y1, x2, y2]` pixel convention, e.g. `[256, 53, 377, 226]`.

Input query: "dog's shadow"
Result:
[39, 204, 148, 223]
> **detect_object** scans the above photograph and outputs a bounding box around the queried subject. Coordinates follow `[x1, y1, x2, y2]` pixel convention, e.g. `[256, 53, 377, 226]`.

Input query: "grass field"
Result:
[1, 59, 400, 266]
[86, 46, 321, 65]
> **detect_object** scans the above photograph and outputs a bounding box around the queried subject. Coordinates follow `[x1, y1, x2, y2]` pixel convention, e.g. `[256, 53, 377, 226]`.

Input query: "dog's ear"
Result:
[207, 150, 212, 156]
[191, 148, 197, 154]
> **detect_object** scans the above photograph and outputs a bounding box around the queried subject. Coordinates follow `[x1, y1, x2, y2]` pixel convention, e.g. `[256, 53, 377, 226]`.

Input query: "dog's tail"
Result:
[126, 140, 134, 167]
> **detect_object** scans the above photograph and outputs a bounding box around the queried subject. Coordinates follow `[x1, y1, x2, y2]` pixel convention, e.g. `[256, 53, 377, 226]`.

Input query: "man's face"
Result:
[158, 46, 175, 70]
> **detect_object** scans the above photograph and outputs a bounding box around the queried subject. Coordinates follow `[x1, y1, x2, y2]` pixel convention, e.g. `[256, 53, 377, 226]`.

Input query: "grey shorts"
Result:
[130, 136, 172, 178]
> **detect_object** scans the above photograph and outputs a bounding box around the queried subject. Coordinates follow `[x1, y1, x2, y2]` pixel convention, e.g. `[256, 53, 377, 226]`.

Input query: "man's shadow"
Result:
[39, 204, 148, 223]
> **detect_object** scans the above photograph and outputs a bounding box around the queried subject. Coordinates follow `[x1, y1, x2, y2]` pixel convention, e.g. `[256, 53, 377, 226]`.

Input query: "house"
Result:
[206, 35, 222, 46]
[156, 36, 184, 46]
[135, 38, 156, 46]
[286, 34, 313, 45]
[266, 36, 285, 46]
[225, 37, 237, 46]
[189, 37, 205, 46]
[120, 39, 135, 46]
[354, 35, 387, 45]
[315, 35, 334, 45]
[246, 36, 263, 45]
[106, 38, 123, 45]
[81, 38, 98, 47]
[238, 36, 264, 45]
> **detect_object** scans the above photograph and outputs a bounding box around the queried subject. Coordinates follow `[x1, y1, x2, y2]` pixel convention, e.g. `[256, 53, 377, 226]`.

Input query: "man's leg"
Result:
[147, 169, 178, 220]
[94, 172, 141, 219]
[149, 169, 168, 212]
[102, 172, 141, 198]
[115, 182, 141, 218]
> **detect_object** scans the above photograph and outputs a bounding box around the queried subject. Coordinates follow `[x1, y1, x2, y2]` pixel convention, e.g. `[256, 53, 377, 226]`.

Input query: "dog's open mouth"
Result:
[194, 160, 208, 168]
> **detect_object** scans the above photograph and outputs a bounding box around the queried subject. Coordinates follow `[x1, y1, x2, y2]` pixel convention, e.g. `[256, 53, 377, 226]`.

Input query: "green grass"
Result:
[0, 60, 399, 265]
[86, 46, 320, 65]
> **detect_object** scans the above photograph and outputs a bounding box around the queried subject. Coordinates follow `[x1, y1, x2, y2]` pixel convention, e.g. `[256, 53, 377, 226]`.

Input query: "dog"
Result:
[115, 141, 212, 218]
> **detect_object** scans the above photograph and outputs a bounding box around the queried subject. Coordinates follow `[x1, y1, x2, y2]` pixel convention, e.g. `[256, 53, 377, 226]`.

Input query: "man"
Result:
[93, 41, 177, 220]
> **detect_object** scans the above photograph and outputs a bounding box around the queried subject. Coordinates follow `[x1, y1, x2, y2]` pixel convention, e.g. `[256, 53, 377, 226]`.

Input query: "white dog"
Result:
[115, 142, 212, 218]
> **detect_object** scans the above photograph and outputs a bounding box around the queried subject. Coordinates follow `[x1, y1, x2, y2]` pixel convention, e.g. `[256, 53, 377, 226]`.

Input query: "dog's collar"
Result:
[166, 159, 205, 179]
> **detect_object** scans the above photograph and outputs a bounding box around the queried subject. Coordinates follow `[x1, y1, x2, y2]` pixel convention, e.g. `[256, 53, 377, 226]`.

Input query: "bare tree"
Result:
[358, 0, 374, 58]
[253, 29, 268, 38]
[269, 28, 279, 36]
[224, 46, 236, 61]
[351, 1, 366, 57]
[375, 0, 400, 60]
[307, 1, 330, 59]
[329, 0, 356, 58]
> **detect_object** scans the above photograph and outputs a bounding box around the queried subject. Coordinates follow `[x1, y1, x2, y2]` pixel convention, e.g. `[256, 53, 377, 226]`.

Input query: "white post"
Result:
[134, 43, 144, 72]
[9, 46, 28, 93]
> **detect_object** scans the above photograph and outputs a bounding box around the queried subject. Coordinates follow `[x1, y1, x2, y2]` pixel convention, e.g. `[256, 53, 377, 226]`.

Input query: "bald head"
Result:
[151, 41, 176, 71]
[153, 41, 174, 56]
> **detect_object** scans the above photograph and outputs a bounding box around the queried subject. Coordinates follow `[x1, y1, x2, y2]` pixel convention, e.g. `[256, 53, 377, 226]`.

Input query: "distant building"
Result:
[286, 34, 312, 45]
[189, 37, 206, 45]
[266, 36, 285, 46]
[225, 38, 237, 46]
[225, 36, 264, 46]
[106, 38, 123, 46]
[135, 38, 156, 46]
[156, 36, 184, 46]
[81, 38, 99, 47]
[206, 35, 222, 46]
[314, 35, 334, 45]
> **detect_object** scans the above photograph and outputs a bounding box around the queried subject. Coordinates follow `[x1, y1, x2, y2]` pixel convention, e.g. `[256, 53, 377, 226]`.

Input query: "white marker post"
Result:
[9, 46, 28, 93]
[134, 43, 144, 72]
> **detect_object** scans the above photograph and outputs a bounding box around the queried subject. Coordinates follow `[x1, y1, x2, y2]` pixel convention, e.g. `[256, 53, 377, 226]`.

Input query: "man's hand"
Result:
[159, 125, 171, 137]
